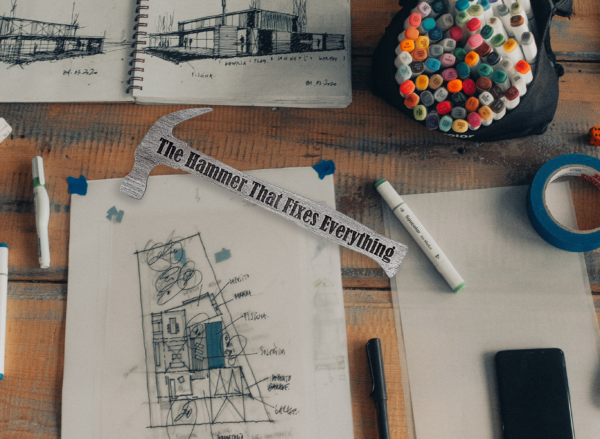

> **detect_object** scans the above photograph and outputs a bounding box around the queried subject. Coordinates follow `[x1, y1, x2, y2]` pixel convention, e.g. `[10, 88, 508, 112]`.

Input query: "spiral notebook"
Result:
[1, 0, 352, 107]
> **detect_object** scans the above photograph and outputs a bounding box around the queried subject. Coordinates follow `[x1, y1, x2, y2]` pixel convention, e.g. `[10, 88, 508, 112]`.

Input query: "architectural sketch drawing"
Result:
[147, 0, 345, 64]
[0, 1, 104, 66]
[136, 233, 272, 438]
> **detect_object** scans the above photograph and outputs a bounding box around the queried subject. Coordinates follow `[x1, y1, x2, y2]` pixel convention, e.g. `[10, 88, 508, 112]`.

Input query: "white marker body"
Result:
[521, 34, 538, 64]
[377, 181, 465, 291]
[481, 115, 493, 126]
[487, 17, 508, 39]
[511, 74, 527, 96]
[506, 94, 520, 109]
[482, 7, 494, 22]
[490, 1, 505, 16]
[504, 45, 524, 64]
[499, 58, 517, 77]
[511, 21, 529, 43]
[32, 157, 51, 269]
[519, 0, 534, 19]
[498, 9, 515, 36]
[0, 246, 7, 379]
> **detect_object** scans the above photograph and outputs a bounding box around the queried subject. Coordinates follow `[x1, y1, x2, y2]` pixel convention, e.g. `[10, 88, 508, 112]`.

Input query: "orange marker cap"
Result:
[447, 79, 463, 94]
[478, 105, 493, 121]
[405, 28, 419, 41]
[465, 96, 480, 113]
[515, 60, 531, 75]
[416, 36, 430, 50]
[465, 51, 480, 67]
[416, 75, 430, 90]
[404, 92, 420, 109]
[400, 40, 416, 53]
[399, 80, 415, 96]
[503, 39, 518, 53]
[412, 48, 428, 62]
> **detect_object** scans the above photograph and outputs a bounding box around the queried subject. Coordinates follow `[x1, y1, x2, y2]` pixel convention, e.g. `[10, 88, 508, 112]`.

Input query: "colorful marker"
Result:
[487, 16, 508, 40]
[466, 17, 482, 36]
[429, 44, 445, 58]
[457, 61, 471, 79]
[375, 179, 465, 292]
[490, 99, 507, 120]
[503, 39, 524, 64]
[497, 5, 514, 36]
[451, 106, 468, 120]
[395, 51, 413, 67]
[515, 60, 533, 84]
[478, 105, 494, 126]
[0, 243, 7, 380]
[424, 57, 442, 74]
[467, 111, 482, 130]
[405, 13, 423, 29]
[33, 157, 50, 269]
[436, 13, 455, 32]
[418, 17, 437, 34]
[416, 35, 430, 50]
[436, 100, 453, 115]
[454, 47, 468, 62]
[416, 74, 430, 91]
[510, 74, 527, 96]
[453, 118, 469, 133]
[400, 39, 416, 53]
[492, 69, 510, 91]
[440, 53, 457, 67]
[450, 91, 468, 107]
[477, 63, 494, 78]
[478, 90, 494, 106]
[465, 96, 480, 112]
[475, 43, 493, 63]
[395, 64, 413, 84]
[400, 80, 416, 97]
[413, 104, 428, 120]
[520, 32, 538, 64]
[510, 15, 529, 44]
[504, 86, 520, 109]
[429, 74, 444, 90]
[405, 92, 421, 109]
[429, 28, 444, 43]
[398, 27, 420, 43]
[425, 110, 440, 129]
[465, 51, 481, 76]
[486, 51, 502, 70]
[442, 67, 459, 82]
[441, 37, 457, 52]
[439, 115, 454, 132]
[434, 87, 450, 102]
[412, 48, 429, 62]
[421, 90, 436, 107]
[480, 24, 495, 44]
[410, 61, 426, 77]
[465, 34, 483, 52]
[462, 78, 477, 95]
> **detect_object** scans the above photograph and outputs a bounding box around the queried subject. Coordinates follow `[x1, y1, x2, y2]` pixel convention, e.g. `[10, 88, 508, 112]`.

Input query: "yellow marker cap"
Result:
[452, 119, 469, 133]
[416, 75, 430, 91]
[465, 51, 480, 67]
[416, 36, 430, 50]
[503, 39, 518, 53]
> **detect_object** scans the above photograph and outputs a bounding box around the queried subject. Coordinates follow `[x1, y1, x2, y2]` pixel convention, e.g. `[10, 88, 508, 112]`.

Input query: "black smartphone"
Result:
[495, 348, 575, 439]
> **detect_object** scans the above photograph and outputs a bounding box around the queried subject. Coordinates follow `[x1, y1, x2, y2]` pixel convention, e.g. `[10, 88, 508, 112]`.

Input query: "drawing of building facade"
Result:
[147, 6, 345, 64]
[0, 17, 103, 65]
[136, 234, 271, 434]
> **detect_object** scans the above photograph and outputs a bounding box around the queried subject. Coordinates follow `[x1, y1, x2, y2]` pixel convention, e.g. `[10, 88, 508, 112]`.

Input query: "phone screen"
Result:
[495, 348, 575, 439]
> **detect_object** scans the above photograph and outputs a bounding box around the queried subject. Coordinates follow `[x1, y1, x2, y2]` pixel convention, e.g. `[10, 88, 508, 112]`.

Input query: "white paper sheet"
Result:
[63, 168, 353, 439]
[1, 0, 133, 102]
[132, 0, 352, 107]
[384, 184, 600, 439]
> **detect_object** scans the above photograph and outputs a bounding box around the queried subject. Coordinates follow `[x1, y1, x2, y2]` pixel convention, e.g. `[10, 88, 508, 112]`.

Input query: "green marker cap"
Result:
[453, 282, 466, 293]
[375, 178, 387, 188]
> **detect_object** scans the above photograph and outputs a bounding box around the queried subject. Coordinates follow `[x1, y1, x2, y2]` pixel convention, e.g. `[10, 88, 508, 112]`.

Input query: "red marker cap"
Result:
[408, 13, 422, 28]
[462, 79, 476, 95]
[505, 86, 520, 101]
[436, 101, 453, 115]
[400, 80, 416, 96]
[467, 112, 482, 128]
[449, 27, 463, 42]
[467, 18, 482, 33]
[476, 43, 492, 58]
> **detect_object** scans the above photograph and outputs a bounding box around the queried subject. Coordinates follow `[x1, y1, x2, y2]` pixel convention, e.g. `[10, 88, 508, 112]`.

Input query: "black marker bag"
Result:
[372, 0, 573, 141]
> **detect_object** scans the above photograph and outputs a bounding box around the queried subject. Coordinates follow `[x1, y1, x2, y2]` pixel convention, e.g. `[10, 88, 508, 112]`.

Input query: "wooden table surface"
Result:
[1, 1, 599, 438]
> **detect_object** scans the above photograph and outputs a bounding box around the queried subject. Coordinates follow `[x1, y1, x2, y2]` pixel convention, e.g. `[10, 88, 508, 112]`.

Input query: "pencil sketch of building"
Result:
[136, 233, 272, 437]
[0, 16, 104, 66]
[147, 0, 345, 64]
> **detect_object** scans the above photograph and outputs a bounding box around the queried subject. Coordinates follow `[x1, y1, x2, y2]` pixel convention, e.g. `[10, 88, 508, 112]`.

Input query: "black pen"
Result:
[366, 338, 390, 439]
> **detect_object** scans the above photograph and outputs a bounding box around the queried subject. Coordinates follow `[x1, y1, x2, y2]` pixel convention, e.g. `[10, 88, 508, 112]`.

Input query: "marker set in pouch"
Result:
[372, 0, 574, 142]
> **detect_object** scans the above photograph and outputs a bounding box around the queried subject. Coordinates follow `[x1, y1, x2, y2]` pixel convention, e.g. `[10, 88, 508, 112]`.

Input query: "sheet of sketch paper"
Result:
[132, 0, 352, 107]
[384, 184, 600, 439]
[62, 168, 354, 439]
[0, 0, 134, 102]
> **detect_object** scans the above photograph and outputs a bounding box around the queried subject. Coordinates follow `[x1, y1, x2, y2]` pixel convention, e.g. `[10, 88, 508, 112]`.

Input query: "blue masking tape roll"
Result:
[527, 154, 600, 252]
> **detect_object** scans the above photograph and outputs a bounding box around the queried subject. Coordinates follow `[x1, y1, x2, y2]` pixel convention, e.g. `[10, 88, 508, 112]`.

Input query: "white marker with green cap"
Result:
[376, 179, 465, 292]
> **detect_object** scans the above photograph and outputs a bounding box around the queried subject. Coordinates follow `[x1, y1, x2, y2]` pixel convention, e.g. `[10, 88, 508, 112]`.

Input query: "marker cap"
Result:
[467, 34, 483, 51]
[479, 90, 494, 106]
[375, 180, 403, 207]
[404, 27, 420, 41]
[479, 0, 491, 11]
[400, 40, 416, 53]
[440, 53, 456, 67]
[441, 38, 457, 52]
[467, 112, 482, 129]
[420, 90, 435, 107]
[515, 60, 531, 74]
[465, 51, 480, 67]
[395, 65, 412, 84]
[413, 104, 427, 121]
[436, 14, 455, 31]
[476, 43, 492, 59]
[400, 80, 416, 96]
[454, 48, 467, 62]
[408, 13, 422, 28]
[455, 11, 470, 25]
[0, 243, 7, 275]
[449, 26, 463, 42]
[416, 36, 430, 50]
[416, 2, 432, 17]
[510, 2, 523, 15]
[476, 77, 492, 92]
[405, 92, 420, 109]
[510, 15, 524, 27]
[456, 62, 471, 79]
[432, 0, 446, 13]
[412, 48, 428, 62]
[487, 51, 501, 67]
[429, 44, 445, 58]
[410, 61, 426, 76]
[496, 4, 510, 17]
[462, 78, 477, 95]
[477, 63, 494, 78]
[480, 25, 494, 41]
[456, 0, 469, 12]
[439, 115, 454, 132]
[416, 74, 430, 90]
[491, 34, 506, 48]
[434, 87, 449, 102]
[503, 38, 519, 54]
[490, 98, 506, 114]
[32, 156, 45, 186]
[442, 68, 459, 82]
[429, 28, 444, 42]
[465, 96, 480, 112]
[436, 100, 453, 115]
[450, 91, 467, 107]
[420, 17, 436, 32]
[467, 18, 482, 33]
[489, 85, 505, 100]
[425, 111, 440, 130]
[429, 74, 444, 90]
[504, 85, 520, 101]
[453, 119, 469, 133]
[478, 105, 493, 121]
[425, 57, 441, 71]
[451, 106, 467, 120]
[467, 4, 483, 16]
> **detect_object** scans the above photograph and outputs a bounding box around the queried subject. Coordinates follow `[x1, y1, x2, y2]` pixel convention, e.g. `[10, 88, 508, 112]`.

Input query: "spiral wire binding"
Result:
[127, 0, 149, 93]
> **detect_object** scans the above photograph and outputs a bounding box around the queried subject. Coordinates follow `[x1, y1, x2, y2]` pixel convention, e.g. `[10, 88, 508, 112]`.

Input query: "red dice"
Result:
[589, 127, 600, 146]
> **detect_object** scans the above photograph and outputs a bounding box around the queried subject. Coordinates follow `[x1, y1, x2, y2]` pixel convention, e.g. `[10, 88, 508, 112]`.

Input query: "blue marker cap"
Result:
[478, 0, 491, 11]
[425, 58, 441, 72]
[432, 0, 446, 13]
[492, 69, 508, 84]
[421, 18, 436, 33]
[425, 112, 440, 130]
[456, 62, 471, 79]
[0, 243, 6, 248]
[421, 90, 435, 107]
[429, 28, 443, 42]
[456, 0, 469, 12]
[439, 115, 454, 132]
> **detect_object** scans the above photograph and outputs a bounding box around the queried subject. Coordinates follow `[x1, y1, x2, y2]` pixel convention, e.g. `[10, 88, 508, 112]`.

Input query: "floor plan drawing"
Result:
[136, 233, 272, 439]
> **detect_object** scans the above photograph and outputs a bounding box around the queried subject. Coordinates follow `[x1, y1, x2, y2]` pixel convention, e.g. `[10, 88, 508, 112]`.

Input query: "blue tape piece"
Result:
[527, 154, 600, 252]
[312, 160, 336, 180]
[67, 175, 88, 195]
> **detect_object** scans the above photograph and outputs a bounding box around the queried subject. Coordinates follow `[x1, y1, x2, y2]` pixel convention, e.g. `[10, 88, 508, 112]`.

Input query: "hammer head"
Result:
[120, 108, 213, 199]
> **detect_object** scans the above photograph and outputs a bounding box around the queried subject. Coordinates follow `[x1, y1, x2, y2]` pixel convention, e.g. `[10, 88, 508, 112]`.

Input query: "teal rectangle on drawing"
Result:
[206, 321, 225, 369]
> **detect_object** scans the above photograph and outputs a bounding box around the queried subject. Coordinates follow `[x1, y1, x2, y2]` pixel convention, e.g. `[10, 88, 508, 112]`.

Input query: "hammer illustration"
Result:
[120, 108, 407, 277]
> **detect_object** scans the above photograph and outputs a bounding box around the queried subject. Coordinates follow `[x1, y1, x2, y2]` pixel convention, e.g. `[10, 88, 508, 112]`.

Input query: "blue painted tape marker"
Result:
[527, 154, 600, 252]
